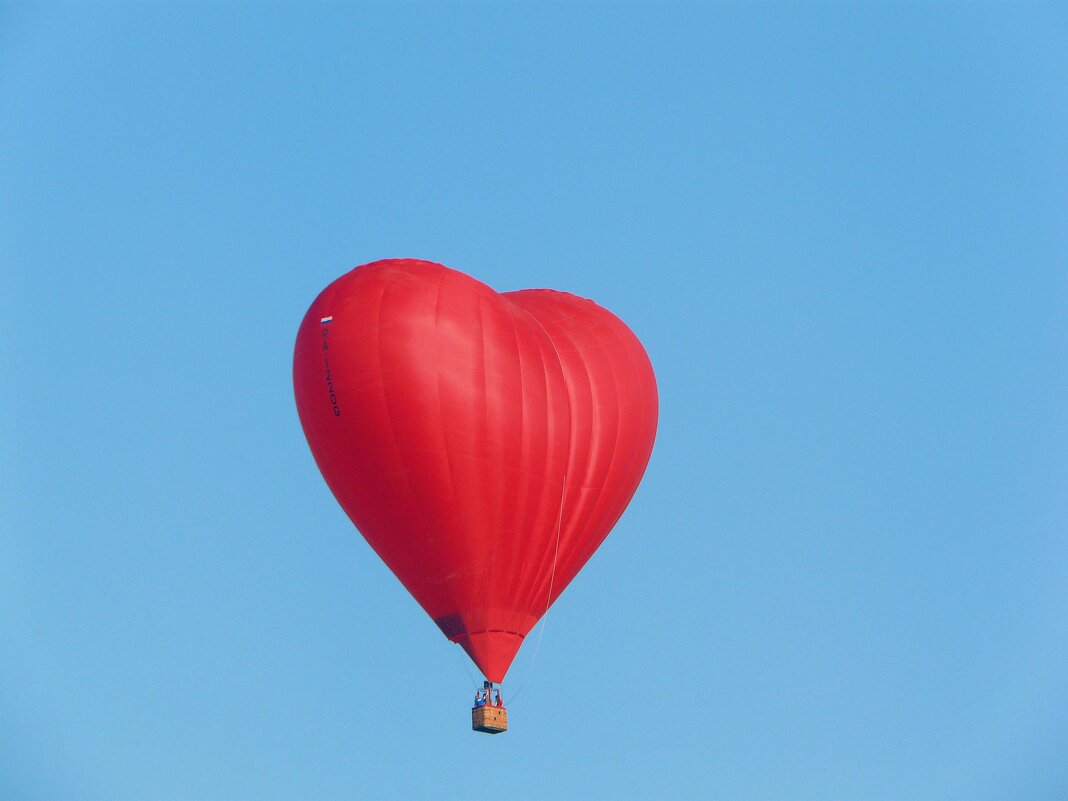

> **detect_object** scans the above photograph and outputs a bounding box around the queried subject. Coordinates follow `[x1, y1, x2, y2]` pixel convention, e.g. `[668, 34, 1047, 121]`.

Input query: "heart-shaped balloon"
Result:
[293, 259, 657, 682]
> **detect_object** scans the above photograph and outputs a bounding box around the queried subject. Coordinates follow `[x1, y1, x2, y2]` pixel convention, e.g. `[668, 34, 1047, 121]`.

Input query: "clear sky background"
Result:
[1, 3, 1066, 800]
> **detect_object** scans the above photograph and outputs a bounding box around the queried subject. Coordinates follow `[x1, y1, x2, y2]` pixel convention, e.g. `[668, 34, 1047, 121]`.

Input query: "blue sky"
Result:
[1, 3, 1066, 799]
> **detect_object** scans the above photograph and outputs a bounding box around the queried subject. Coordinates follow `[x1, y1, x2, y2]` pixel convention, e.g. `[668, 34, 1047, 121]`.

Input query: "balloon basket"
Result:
[471, 705, 508, 734]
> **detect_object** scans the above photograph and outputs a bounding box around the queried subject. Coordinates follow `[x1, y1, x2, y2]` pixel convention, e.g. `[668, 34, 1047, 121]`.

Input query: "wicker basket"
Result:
[471, 705, 508, 734]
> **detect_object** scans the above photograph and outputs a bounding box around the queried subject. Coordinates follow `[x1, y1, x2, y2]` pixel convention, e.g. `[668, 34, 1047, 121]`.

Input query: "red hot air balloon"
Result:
[293, 259, 657, 695]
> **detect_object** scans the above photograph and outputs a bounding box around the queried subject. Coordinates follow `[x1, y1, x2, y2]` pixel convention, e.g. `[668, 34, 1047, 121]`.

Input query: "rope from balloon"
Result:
[504, 472, 566, 706]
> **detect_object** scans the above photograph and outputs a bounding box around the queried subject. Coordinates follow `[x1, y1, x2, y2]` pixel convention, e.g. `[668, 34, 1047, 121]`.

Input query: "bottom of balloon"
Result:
[450, 629, 524, 684]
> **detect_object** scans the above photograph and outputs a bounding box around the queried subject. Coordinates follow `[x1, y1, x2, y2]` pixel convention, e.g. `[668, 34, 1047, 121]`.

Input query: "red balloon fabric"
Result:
[293, 259, 658, 682]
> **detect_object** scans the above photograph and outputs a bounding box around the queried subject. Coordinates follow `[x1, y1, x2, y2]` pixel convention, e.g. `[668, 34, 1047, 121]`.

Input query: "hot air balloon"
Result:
[293, 259, 657, 733]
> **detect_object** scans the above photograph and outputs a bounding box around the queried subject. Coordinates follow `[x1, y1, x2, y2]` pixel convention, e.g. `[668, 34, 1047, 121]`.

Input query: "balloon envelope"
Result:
[293, 259, 657, 682]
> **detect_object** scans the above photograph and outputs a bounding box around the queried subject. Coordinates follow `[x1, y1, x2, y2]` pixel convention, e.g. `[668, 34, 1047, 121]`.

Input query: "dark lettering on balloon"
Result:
[322, 325, 341, 416]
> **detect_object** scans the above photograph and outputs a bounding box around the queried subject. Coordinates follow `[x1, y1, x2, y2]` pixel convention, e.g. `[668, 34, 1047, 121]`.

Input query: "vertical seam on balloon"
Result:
[432, 269, 464, 622]
[578, 326, 627, 574]
[525, 302, 598, 606]
[541, 309, 621, 598]
[573, 321, 653, 574]
[373, 274, 423, 576]
[503, 303, 534, 623]
[565, 330, 614, 594]
[545, 470, 566, 615]
[517, 302, 573, 615]
[471, 291, 492, 626]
